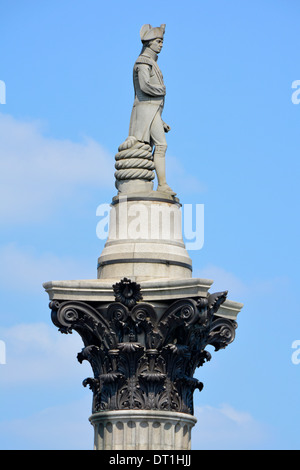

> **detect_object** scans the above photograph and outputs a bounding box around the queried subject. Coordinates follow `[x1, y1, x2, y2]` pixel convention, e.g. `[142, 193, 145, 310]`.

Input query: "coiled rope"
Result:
[114, 136, 155, 181]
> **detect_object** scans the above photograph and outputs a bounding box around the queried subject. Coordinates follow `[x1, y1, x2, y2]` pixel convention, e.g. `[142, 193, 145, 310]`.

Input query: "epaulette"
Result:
[135, 55, 155, 67]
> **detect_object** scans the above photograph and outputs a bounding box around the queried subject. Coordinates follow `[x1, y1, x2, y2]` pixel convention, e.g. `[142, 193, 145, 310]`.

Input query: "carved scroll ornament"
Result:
[50, 280, 237, 415]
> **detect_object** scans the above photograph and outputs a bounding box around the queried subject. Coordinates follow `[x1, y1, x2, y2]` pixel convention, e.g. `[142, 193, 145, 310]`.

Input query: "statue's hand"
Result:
[163, 121, 171, 133]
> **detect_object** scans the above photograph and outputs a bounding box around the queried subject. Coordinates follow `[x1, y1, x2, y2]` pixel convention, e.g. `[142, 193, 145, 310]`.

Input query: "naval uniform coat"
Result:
[129, 53, 166, 145]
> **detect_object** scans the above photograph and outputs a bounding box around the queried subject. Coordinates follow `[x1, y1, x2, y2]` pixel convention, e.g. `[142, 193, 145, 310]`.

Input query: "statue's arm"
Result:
[137, 64, 166, 97]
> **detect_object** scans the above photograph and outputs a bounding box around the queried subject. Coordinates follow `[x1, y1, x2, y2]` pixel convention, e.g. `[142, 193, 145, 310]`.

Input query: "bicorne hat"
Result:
[140, 24, 166, 42]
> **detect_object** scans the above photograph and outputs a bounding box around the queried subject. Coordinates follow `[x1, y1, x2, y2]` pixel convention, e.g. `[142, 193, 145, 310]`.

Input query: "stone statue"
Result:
[115, 24, 176, 196]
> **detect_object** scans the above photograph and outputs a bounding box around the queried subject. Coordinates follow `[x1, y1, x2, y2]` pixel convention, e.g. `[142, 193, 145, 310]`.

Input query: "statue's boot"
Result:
[154, 145, 177, 196]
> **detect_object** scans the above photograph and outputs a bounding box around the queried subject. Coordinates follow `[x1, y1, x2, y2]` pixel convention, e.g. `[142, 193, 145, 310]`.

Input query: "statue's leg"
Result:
[151, 114, 176, 196]
[154, 145, 176, 195]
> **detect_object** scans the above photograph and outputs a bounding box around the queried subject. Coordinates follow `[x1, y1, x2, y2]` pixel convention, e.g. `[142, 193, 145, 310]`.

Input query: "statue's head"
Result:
[140, 24, 165, 54]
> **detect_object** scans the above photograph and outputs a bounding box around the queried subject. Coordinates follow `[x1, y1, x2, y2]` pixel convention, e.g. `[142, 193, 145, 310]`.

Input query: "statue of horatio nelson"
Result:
[115, 24, 176, 196]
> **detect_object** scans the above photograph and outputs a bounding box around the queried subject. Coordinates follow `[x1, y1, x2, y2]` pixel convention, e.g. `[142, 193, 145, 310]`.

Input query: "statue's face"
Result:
[149, 38, 163, 54]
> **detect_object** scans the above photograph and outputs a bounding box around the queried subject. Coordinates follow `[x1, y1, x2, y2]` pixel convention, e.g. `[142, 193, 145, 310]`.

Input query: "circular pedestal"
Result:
[97, 194, 192, 281]
[89, 410, 197, 451]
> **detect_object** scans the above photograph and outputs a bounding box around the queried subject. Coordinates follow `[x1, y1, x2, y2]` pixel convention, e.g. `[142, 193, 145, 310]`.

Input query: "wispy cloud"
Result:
[167, 154, 207, 194]
[192, 403, 271, 450]
[0, 243, 96, 292]
[194, 263, 288, 301]
[0, 113, 114, 223]
[194, 264, 247, 299]
[0, 396, 93, 450]
[0, 322, 90, 386]
[0, 321, 93, 449]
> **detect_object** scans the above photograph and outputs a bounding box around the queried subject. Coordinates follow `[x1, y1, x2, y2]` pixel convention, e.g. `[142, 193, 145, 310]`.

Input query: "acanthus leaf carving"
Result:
[49, 280, 237, 415]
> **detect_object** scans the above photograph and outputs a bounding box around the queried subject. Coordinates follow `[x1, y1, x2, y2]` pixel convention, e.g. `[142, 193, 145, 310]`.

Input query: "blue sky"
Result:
[0, 0, 299, 450]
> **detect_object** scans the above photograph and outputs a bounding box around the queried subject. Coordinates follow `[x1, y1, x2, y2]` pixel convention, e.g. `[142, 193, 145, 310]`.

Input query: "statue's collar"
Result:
[142, 47, 158, 62]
